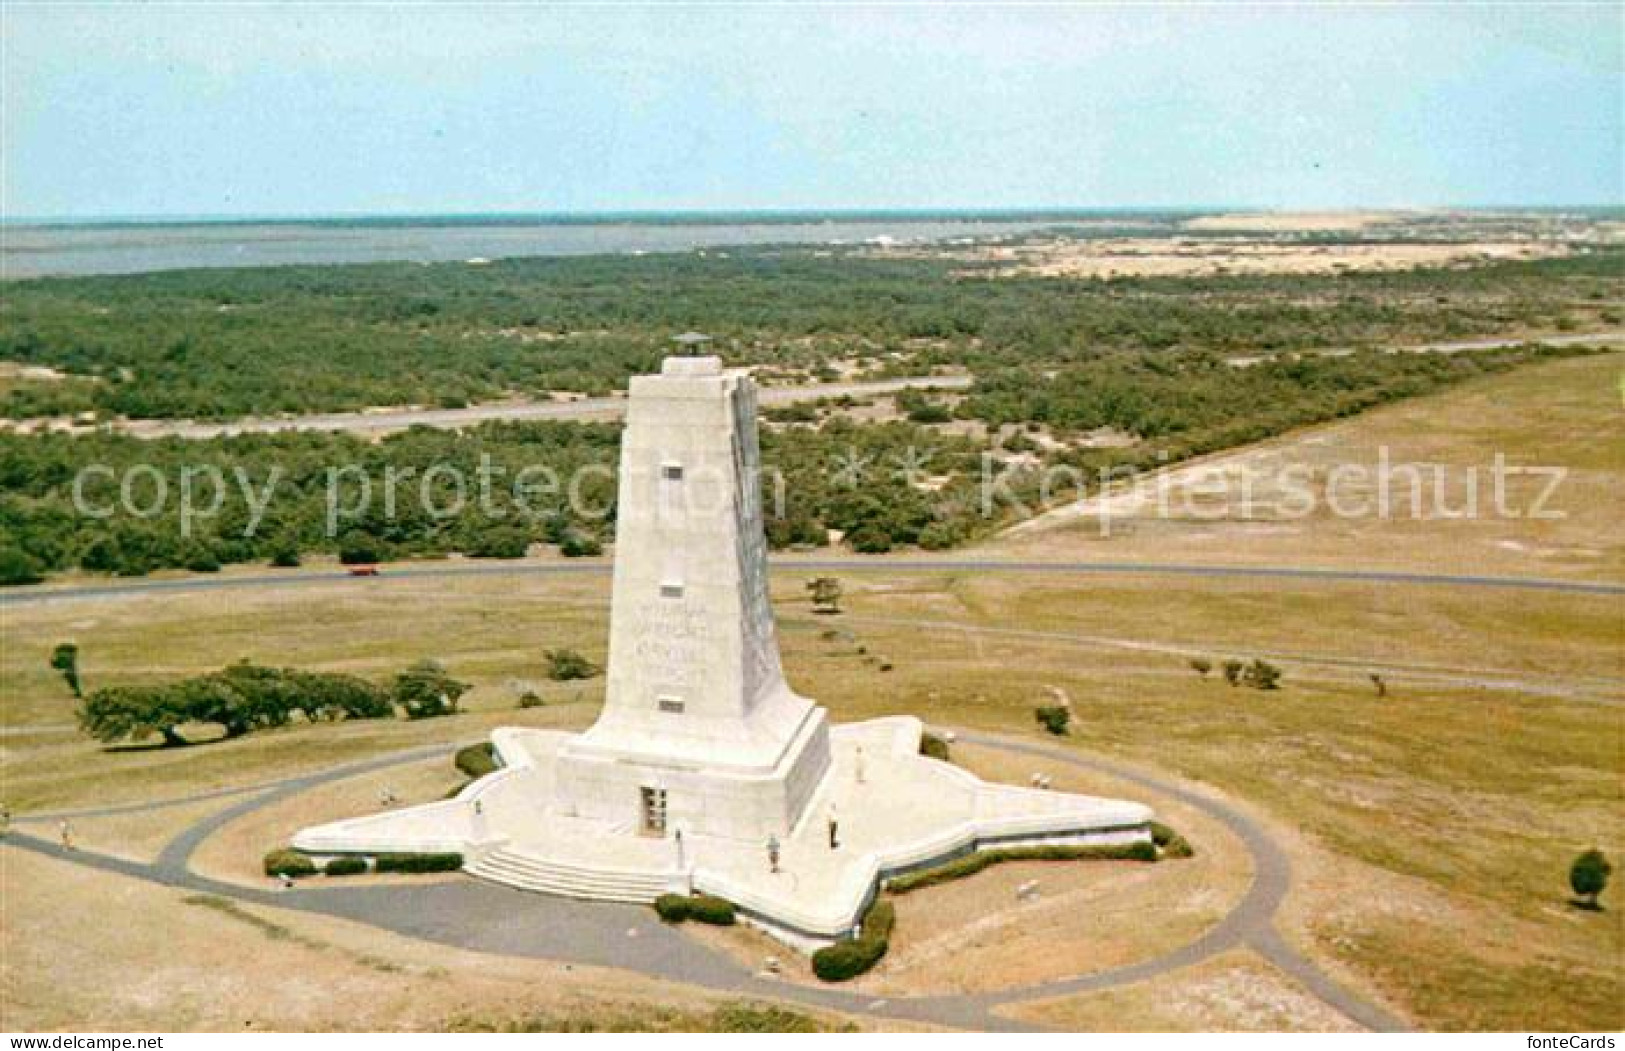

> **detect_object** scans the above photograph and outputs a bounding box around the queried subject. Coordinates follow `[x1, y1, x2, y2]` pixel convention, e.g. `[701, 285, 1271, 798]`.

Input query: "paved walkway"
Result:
[3, 732, 1409, 1032]
[4, 558, 1620, 610]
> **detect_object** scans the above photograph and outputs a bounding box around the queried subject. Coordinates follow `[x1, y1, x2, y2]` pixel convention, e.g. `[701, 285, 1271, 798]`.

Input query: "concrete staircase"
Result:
[466, 847, 676, 903]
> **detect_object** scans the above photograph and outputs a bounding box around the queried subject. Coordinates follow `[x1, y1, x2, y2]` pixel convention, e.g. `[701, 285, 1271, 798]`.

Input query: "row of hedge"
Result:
[811, 898, 895, 982]
[885, 839, 1159, 895]
[654, 893, 737, 926]
[262, 847, 463, 879]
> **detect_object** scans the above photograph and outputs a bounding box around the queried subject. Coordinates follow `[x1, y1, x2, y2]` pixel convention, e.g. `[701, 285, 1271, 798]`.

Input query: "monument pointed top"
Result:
[659, 354, 723, 377]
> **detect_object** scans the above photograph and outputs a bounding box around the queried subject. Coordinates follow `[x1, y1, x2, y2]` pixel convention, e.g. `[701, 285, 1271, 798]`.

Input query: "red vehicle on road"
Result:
[346, 564, 380, 577]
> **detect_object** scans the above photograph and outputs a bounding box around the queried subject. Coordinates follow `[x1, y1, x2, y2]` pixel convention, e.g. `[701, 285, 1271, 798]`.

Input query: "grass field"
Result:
[2, 352, 1620, 1031]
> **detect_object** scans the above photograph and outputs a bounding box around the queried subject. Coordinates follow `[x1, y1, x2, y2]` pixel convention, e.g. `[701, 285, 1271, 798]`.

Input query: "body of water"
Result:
[0, 213, 1169, 278]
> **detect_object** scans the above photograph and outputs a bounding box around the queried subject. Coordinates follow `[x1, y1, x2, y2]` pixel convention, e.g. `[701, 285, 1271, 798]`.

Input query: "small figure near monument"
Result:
[57, 819, 73, 850]
[767, 834, 781, 874]
[827, 805, 840, 850]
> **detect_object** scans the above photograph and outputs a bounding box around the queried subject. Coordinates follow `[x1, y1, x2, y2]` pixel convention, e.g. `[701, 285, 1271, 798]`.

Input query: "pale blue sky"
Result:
[2, 3, 1620, 218]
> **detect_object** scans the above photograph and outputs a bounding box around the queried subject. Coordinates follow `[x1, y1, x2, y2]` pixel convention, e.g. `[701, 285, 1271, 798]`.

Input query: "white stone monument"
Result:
[295, 355, 1153, 948]
[553, 356, 830, 840]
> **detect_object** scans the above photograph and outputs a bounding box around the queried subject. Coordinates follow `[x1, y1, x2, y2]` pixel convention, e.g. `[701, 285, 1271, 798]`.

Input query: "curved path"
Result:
[4, 557, 1620, 609]
[3, 732, 1408, 1033]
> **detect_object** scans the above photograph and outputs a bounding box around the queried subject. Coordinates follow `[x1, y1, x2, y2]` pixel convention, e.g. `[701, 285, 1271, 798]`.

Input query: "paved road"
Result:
[103, 374, 974, 440]
[4, 557, 1620, 610]
[1225, 329, 1623, 367]
[3, 732, 1409, 1032]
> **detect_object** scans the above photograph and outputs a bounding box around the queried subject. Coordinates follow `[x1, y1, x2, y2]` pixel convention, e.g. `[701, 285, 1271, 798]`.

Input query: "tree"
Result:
[559, 531, 602, 558]
[807, 577, 843, 614]
[1189, 658, 1212, 679]
[50, 643, 82, 698]
[393, 659, 468, 720]
[1221, 660, 1244, 687]
[545, 648, 597, 681]
[1034, 704, 1071, 736]
[338, 535, 385, 565]
[1570, 849, 1611, 909]
[0, 546, 44, 586]
[1243, 659, 1283, 691]
[78, 685, 191, 747]
[1369, 673, 1388, 698]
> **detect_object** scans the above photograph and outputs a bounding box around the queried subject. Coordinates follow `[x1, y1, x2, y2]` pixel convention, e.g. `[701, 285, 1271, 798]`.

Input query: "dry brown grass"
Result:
[998, 352, 1625, 582]
[1001, 948, 1362, 1032]
[0, 849, 865, 1032]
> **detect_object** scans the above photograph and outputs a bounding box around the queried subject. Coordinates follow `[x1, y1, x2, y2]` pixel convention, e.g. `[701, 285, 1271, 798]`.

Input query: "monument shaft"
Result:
[555, 356, 831, 840]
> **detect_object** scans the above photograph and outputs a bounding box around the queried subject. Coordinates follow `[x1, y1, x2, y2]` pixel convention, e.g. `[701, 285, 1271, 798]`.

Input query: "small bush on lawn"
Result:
[919, 731, 952, 762]
[654, 893, 736, 926]
[811, 898, 893, 982]
[545, 648, 599, 681]
[374, 852, 463, 873]
[324, 856, 370, 877]
[263, 848, 317, 878]
[887, 840, 1158, 894]
[1034, 704, 1071, 736]
[1150, 821, 1195, 859]
[455, 742, 500, 778]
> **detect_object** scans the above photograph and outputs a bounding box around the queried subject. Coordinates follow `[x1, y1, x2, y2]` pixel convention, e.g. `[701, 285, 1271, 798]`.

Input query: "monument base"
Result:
[293, 716, 1153, 948]
[552, 701, 832, 842]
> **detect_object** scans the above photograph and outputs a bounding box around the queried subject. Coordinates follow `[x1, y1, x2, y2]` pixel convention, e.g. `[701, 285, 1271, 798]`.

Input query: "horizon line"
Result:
[6, 203, 1624, 229]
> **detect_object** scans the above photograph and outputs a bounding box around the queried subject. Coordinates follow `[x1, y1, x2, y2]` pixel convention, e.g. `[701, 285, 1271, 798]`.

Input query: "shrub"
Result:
[1034, 704, 1071, 735]
[518, 690, 544, 709]
[338, 537, 385, 565]
[859, 898, 895, 941]
[1150, 821, 1195, 859]
[324, 855, 369, 877]
[455, 742, 500, 779]
[653, 893, 736, 926]
[1243, 659, 1283, 690]
[1221, 660, 1245, 687]
[0, 546, 45, 586]
[545, 648, 598, 681]
[1189, 658, 1213, 678]
[887, 840, 1159, 894]
[559, 532, 602, 558]
[1570, 849, 1612, 909]
[710, 1003, 826, 1033]
[811, 898, 893, 982]
[374, 852, 463, 873]
[263, 848, 317, 878]
[393, 659, 468, 720]
[919, 731, 951, 763]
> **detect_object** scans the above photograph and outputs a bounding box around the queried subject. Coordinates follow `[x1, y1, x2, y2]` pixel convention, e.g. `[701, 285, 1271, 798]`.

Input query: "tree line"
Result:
[2, 248, 1617, 421]
[77, 659, 470, 746]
